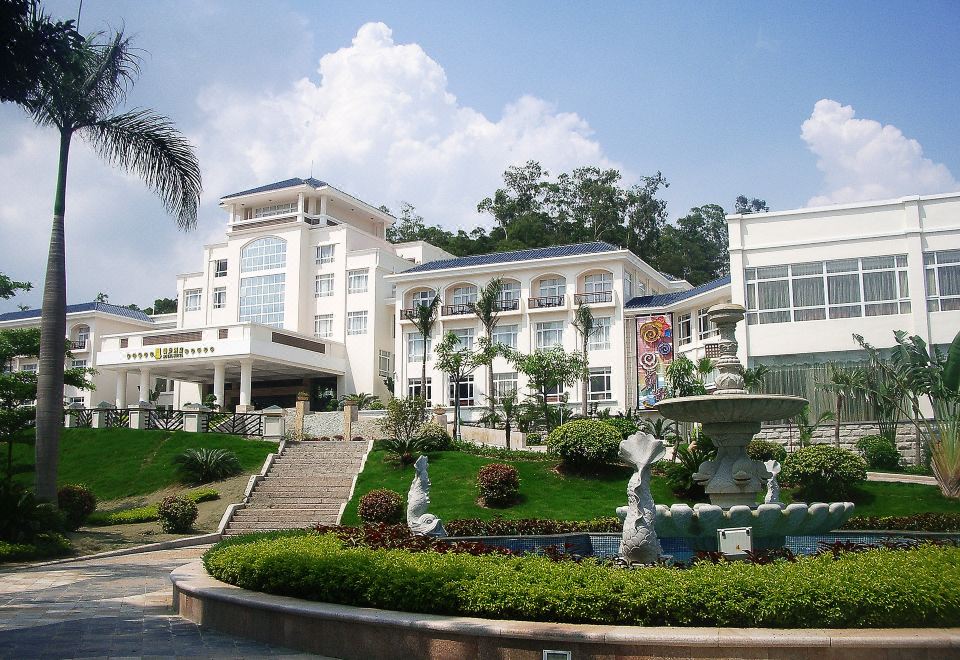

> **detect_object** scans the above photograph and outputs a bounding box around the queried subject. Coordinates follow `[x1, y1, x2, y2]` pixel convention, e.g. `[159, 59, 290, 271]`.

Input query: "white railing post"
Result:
[128, 400, 154, 430]
[183, 404, 210, 433]
[262, 405, 285, 441]
[91, 401, 115, 429]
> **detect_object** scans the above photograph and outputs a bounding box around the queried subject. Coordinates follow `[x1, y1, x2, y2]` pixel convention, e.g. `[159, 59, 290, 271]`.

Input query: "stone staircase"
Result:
[222, 440, 371, 536]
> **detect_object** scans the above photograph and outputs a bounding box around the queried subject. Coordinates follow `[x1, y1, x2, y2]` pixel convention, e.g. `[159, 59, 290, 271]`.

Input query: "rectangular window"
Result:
[252, 201, 296, 218]
[314, 314, 333, 338]
[625, 271, 634, 299]
[677, 313, 692, 345]
[538, 278, 566, 298]
[536, 321, 564, 348]
[212, 287, 227, 309]
[492, 372, 518, 402]
[925, 250, 960, 312]
[583, 272, 613, 293]
[451, 328, 474, 349]
[544, 382, 564, 403]
[499, 281, 521, 302]
[588, 366, 613, 401]
[407, 377, 432, 400]
[21, 363, 37, 373]
[213, 259, 227, 277]
[68, 396, 84, 406]
[348, 269, 369, 294]
[407, 332, 431, 361]
[452, 286, 477, 306]
[154, 378, 169, 393]
[71, 359, 87, 369]
[315, 244, 335, 265]
[448, 375, 475, 407]
[378, 350, 392, 378]
[184, 289, 202, 312]
[346, 311, 368, 335]
[492, 323, 518, 349]
[697, 308, 716, 340]
[239, 273, 285, 327]
[588, 316, 612, 350]
[315, 273, 334, 297]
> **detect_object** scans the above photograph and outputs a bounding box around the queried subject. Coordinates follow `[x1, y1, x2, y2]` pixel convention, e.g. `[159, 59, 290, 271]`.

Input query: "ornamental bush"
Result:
[602, 418, 639, 440]
[445, 517, 620, 537]
[476, 463, 520, 507]
[855, 435, 901, 471]
[173, 448, 242, 484]
[57, 484, 97, 531]
[546, 419, 622, 469]
[157, 495, 198, 533]
[357, 489, 403, 524]
[781, 445, 867, 499]
[87, 488, 219, 526]
[842, 512, 960, 532]
[746, 439, 788, 464]
[419, 422, 452, 452]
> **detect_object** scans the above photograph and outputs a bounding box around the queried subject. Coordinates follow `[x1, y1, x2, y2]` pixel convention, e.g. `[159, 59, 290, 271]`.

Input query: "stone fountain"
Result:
[647, 303, 855, 551]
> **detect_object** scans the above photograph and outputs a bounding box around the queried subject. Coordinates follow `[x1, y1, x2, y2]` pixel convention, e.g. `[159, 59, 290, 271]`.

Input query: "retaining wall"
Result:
[755, 420, 924, 465]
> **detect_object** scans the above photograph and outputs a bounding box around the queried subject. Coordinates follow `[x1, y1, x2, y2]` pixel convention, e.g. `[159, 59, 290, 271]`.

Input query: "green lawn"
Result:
[342, 448, 960, 524]
[10, 428, 277, 500]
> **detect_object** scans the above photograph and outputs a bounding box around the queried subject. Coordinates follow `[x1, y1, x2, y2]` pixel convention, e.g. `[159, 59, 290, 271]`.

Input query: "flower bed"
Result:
[203, 531, 960, 628]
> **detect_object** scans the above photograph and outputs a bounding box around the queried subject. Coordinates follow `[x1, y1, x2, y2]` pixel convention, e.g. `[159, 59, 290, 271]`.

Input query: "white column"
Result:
[115, 370, 127, 408]
[138, 367, 151, 404]
[213, 361, 226, 409]
[238, 360, 253, 410]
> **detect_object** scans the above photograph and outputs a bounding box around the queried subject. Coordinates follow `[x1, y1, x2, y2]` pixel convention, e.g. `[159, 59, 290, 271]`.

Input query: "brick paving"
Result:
[0, 546, 327, 659]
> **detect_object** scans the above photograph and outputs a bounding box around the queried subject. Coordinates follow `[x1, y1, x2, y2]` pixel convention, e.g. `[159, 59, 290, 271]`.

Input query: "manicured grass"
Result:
[10, 428, 276, 500]
[343, 448, 960, 524]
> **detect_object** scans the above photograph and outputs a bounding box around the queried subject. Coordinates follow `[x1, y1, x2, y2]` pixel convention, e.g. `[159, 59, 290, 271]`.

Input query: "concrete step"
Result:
[253, 484, 353, 493]
[233, 511, 339, 522]
[224, 522, 338, 535]
[259, 476, 354, 485]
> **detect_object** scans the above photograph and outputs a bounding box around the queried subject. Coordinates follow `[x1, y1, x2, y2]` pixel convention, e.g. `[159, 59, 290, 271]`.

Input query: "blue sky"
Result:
[1, 1, 958, 310]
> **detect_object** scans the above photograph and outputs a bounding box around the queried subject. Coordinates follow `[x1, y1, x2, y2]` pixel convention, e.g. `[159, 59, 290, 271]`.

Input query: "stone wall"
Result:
[754, 420, 924, 465]
[284, 410, 389, 440]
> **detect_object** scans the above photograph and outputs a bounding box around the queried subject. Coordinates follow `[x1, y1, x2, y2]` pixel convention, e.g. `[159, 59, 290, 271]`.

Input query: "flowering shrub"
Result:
[419, 422, 452, 451]
[357, 489, 403, 524]
[57, 484, 97, 531]
[547, 419, 622, 469]
[157, 495, 198, 533]
[781, 445, 867, 499]
[476, 463, 520, 507]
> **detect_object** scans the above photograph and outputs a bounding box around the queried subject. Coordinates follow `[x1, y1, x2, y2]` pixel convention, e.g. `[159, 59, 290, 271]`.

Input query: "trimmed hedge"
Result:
[157, 495, 198, 533]
[856, 435, 901, 471]
[446, 517, 620, 537]
[843, 512, 960, 532]
[203, 533, 960, 628]
[547, 420, 622, 469]
[781, 445, 867, 499]
[86, 488, 219, 527]
[0, 532, 72, 563]
[602, 418, 640, 440]
[746, 440, 787, 464]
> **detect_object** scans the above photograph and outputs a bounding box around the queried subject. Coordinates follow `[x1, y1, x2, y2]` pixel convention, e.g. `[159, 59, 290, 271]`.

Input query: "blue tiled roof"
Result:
[625, 274, 731, 309]
[0, 302, 154, 323]
[221, 177, 329, 200]
[402, 242, 621, 274]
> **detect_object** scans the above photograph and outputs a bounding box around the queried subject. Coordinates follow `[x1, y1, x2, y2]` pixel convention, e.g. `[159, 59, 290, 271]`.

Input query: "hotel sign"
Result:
[125, 345, 216, 360]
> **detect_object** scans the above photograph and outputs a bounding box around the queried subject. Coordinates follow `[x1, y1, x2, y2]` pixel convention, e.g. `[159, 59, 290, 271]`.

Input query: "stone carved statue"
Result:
[618, 432, 666, 564]
[406, 455, 446, 537]
[763, 459, 782, 505]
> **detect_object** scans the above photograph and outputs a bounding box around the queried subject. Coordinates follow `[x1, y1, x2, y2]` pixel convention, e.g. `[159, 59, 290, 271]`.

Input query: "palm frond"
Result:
[83, 109, 201, 227]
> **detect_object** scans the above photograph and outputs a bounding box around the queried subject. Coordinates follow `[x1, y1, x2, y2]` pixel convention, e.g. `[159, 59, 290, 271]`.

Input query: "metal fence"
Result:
[103, 409, 129, 428]
[146, 408, 184, 431]
[67, 408, 93, 427]
[207, 412, 263, 437]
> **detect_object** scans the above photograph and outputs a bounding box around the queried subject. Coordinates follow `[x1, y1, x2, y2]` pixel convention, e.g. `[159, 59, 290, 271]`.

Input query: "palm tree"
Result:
[13, 31, 201, 501]
[338, 392, 380, 410]
[742, 363, 770, 394]
[473, 277, 504, 417]
[410, 290, 441, 405]
[571, 302, 596, 416]
[818, 364, 867, 448]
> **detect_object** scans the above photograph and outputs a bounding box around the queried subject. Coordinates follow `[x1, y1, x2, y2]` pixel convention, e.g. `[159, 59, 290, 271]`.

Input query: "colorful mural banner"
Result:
[636, 313, 673, 407]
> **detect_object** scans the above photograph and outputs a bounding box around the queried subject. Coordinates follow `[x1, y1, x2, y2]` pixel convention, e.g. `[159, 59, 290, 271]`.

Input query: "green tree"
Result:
[742, 363, 770, 394]
[734, 195, 769, 214]
[8, 29, 202, 502]
[434, 331, 492, 440]
[657, 204, 730, 285]
[409, 290, 441, 403]
[338, 392, 381, 410]
[665, 355, 716, 397]
[144, 297, 177, 315]
[0, 273, 32, 301]
[0, 0, 80, 104]
[511, 347, 587, 431]
[571, 302, 596, 416]
[384, 201, 456, 248]
[472, 277, 504, 417]
[817, 364, 867, 447]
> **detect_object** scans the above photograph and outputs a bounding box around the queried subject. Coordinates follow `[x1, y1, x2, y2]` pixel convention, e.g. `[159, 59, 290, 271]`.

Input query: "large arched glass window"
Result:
[240, 237, 286, 273]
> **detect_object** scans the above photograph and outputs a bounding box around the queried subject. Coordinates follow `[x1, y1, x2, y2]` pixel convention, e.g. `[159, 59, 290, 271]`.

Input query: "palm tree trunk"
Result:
[420, 348, 427, 405]
[581, 340, 589, 417]
[835, 394, 842, 448]
[35, 130, 71, 503]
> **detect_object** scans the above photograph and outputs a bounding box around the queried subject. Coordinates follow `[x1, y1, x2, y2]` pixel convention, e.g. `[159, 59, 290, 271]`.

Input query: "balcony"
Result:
[528, 295, 565, 309]
[442, 303, 475, 316]
[493, 298, 520, 312]
[400, 308, 417, 321]
[574, 291, 613, 305]
[70, 340, 88, 351]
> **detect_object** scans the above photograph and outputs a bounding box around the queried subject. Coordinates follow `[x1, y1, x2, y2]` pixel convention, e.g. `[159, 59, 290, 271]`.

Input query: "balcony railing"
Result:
[400, 308, 417, 321]
[493, 298, 520, 311]
[70, 340, 87, 351]
[574, 291, 613, 305]
[528, 295, 565, 309]
[442, 303, 475, 316]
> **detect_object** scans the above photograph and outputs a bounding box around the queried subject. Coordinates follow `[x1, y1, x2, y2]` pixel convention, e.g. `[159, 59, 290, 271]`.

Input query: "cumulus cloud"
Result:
[194, 22, 614, 228]
[802, 99, 958, 206]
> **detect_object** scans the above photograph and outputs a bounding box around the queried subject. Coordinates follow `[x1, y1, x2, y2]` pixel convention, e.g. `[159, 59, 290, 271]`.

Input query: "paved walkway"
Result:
[866, 470, 938, 485]
[0, 546, 325, 659]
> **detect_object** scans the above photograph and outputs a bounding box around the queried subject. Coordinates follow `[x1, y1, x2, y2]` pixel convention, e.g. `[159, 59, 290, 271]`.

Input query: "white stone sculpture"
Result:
[763, 459, 782, 505]
[618, 432, 667, 564]
[406, 455, 446, 537]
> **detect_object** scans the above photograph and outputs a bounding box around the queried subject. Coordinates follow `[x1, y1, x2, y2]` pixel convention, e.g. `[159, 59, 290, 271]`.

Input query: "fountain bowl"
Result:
[656, 393, 807, 423]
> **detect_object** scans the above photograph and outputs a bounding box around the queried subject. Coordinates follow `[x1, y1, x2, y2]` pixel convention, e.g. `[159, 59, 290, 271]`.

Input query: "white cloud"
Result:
[194, 22, 614, 228]
[802, 99, 958, 206]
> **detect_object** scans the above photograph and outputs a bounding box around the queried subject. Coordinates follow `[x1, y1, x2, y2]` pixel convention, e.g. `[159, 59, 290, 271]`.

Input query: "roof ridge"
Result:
[400, 241, 621, 275]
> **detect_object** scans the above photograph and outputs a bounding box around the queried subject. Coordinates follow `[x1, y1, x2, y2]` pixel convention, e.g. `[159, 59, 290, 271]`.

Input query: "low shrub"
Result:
[856, 435, 901, 471]
[204, 534, 960, 628]
[87, 488, 219, 526]
[663, 443, 716, 499]
[173, 448, 242, 484]
[449, 439, 554, 462]
[602, 418, 639, 440]
[445, 517, 620, 537]
[524, 432, 545, 446]
[0, 482, 64, 542]
[781, 445, 867, 499]
[842, 512, 960, 532]
[311, 523, 516, 557]
[357, 489, 403, 524]
[476, 463, 520, 507]
[57, 484, 97, 531]
[419, 422, 452, 451]
[746, 439, 787, 464]
[157, 495, 198, 533]
[0, 532, 72, 563]
[546, 419, 622, 469]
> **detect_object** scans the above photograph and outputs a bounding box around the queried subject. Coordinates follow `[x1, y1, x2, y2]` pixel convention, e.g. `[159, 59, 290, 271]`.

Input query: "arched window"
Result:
[240, 237, 286, 273]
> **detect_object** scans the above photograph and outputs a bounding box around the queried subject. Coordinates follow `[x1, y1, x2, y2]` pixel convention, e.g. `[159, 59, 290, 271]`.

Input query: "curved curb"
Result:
[170, 561, 960, 660]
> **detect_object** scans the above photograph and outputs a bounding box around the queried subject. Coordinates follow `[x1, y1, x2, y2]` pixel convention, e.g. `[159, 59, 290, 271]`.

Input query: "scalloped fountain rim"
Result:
[655, 393, 808, 423]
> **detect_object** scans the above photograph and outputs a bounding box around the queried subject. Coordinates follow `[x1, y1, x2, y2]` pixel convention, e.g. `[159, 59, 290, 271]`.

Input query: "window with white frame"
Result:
[452, 285, 477, 306]
[348, 269, 369, 294]
[588, 316, 612, 350]
[538, 277, 566, 298]
[448, 375, 475, 406]
[925, 250, 960, 311]
[407, 377, 432, 400]
[378, 350, 392, 378]
[451, 328, 474, 349]
[492, 372, 518, 402]
[745, 255, 909, 324]
[315, 273, 334, 297]
[677, 312, 692, 345]
[492, 323, 518, 349]
[154, 378, 171, 393]
[252, 201, 296, 218]
[411, 289, 435, 308]
[240, 236, 286, 272]
[21, 363, 37, 373]
[184, 289, 202, 312]
[76, 326, 89, 344]
[697, 308, 715, 340]
[71, 359, 87, 369]
[239, 274, 285, 327]
[68, 396, 84, 406]
[625, 271, 634, 299]
[212, 287, 227, 309]
[536, 321, 564, 348]
[588, 366, 613, 401]
[583, 272, 613, 293]
[407, 332, 431, 361]
[214, 259, 227, 277]
[499, 281, 521, 303]
[346, 311, 368, 335]
[314, 314, 333, 338]
[544, 382, 564, 403]
[315, 244, 335, 265]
